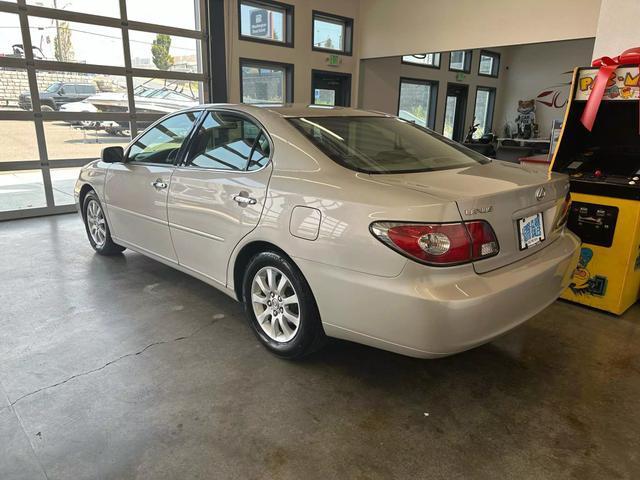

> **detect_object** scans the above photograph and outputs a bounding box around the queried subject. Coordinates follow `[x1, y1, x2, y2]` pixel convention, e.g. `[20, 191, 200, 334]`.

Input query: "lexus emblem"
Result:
[535, 186, 546, 201]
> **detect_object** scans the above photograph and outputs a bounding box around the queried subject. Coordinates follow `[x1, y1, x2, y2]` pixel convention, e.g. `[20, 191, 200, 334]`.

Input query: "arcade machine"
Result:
[551, 59, 640, 314]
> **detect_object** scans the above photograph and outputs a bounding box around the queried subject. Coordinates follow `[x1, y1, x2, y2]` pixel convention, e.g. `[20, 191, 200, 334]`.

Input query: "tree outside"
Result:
[54, 21, 75, 62]
[151, 34, 174, 71]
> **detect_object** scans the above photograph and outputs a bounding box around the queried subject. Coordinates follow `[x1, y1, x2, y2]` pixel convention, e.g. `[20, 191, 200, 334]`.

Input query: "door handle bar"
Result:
[152, 179, 168, 189]
[233, 194, 257, 206]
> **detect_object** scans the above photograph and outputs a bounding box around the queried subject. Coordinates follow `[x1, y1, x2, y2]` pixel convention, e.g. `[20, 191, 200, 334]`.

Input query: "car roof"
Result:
[197, 103, 389, 118]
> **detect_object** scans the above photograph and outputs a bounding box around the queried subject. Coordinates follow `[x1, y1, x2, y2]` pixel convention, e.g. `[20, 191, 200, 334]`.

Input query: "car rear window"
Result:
[288, 116, 490, 174]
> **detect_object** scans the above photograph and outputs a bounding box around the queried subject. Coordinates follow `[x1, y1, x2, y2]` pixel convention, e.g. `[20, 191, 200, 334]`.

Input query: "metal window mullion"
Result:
[17, 0, 55, 210]
[14, 3, 204, 39]
[30, 59, 205, 82]
[0, 56, 27, 69]
[196, 0, 210, 103]
[0, 204, 76, 222]
[0, 0, 18, 14]
[0, 160, 41, 171]
[119, 0, 137, 138]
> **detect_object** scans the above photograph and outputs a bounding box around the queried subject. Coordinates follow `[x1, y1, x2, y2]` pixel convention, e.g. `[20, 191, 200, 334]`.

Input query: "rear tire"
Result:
[242, 251, 326, 359]
[82, 190, 125, 255]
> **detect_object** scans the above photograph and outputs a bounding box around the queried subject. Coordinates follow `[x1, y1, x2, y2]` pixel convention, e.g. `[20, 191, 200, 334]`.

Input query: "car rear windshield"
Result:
[288, 116, 490, 174]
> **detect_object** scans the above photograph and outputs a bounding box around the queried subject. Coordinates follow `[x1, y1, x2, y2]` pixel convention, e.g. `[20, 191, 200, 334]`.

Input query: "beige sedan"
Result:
[75, 104, 580, 359]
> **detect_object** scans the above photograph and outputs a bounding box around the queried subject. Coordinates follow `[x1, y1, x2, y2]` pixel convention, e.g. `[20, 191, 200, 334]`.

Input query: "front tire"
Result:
[82, 191, 125, 255]
[242, 251, 325, 359]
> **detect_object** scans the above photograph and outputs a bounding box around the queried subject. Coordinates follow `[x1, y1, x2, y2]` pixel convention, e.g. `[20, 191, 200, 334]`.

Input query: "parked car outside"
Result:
[19, 82, 97, 111]
[74, 104, 581, 359]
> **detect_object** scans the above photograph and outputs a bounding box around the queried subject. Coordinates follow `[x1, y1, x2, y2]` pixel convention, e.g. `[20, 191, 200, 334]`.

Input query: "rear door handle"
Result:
[233, 192, 257, 206]
[152, 179, 168, 189]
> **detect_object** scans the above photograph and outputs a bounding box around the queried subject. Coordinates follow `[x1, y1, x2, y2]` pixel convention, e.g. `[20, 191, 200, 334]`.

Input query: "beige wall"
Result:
[359, 50, 503, 136]
[592, 0, 640, 59]
[224, 0, 360, 104]
[357, 0, 602, 59]
[493, 38, 595, 138]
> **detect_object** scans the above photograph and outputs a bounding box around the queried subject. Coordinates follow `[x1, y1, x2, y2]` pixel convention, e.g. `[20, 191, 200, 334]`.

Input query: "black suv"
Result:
[19, 82, 97, 111]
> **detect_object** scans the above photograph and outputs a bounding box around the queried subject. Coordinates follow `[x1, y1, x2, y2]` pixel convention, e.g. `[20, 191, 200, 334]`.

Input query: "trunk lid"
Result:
[372, 160, 571, 273]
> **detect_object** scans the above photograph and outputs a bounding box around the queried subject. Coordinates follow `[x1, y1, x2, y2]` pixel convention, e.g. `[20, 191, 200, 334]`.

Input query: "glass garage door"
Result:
[0, 0, 208, 220]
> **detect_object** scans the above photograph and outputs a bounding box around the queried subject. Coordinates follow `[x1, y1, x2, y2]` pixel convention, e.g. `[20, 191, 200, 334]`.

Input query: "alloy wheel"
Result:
[251, 266, 301, 342]
[86, 199, 107, 247]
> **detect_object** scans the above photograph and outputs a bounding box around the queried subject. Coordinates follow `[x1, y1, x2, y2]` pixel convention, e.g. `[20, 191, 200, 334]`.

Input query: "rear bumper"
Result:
[296, 229, 581, 358]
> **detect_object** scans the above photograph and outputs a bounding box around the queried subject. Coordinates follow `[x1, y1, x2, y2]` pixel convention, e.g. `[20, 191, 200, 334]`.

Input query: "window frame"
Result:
[311, 10, 354, 56]
[125, 110, 204, 167]
[179, 108, 274, 173]
[239, 57, 294, 104]
[472, 86, 497, 139]
[448, 50, 472, 73]
[478, 50, 500, 78]
[401, 53, 441, 69]
[397, 77, 439, 130]
[237, 0, 295, 48]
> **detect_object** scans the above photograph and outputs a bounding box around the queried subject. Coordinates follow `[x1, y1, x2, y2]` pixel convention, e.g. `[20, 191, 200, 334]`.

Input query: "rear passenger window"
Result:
[248, 132, 270, 170]
[187, 112, 265, 171]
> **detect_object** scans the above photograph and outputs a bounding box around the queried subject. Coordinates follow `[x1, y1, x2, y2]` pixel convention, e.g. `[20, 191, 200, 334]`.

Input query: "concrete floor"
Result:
[1, 214, 640, 480]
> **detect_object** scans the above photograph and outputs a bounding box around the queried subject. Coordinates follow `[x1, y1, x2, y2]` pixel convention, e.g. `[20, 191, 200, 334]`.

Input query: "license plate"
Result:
[518, 212, 545, 250]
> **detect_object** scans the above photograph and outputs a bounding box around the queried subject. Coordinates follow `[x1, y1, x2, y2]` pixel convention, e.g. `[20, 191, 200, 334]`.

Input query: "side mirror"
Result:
[58, 88, 65, 95]
[101, 146, 124, 163]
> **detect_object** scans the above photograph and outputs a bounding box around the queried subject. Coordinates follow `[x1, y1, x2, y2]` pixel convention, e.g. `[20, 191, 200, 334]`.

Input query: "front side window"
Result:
[240, 60, 292, 104]
[312, 11, 353, 55]
[398, 78, 438, 129]
[239, 0, 293, 46]
[289, 116, 489, 174]
[449, 50, 471, 73]
[473, 87, 496, 139]
[402, 53, 441, 68]
[45, 82, 62, 93]
[186, 111, 266, 171]
[128, 111, 199, 164]
[479, 51, 500, 77]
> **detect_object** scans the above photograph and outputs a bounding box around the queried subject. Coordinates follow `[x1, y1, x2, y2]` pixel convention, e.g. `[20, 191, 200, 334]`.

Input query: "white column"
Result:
[592, 0, 640, 60]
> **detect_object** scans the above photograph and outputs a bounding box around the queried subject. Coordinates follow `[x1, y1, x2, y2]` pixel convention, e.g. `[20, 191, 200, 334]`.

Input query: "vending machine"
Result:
[551, 62, 640, 314]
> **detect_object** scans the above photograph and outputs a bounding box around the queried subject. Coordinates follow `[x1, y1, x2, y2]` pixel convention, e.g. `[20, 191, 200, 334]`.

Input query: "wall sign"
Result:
[250, 9, 270, 37]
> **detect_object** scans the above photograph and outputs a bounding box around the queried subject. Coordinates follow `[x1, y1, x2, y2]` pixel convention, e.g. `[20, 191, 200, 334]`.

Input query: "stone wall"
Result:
[0, 69, 122, 108]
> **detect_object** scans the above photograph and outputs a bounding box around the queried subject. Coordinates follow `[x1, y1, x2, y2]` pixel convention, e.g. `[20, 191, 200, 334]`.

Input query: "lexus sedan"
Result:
[75, 104, 580, 359]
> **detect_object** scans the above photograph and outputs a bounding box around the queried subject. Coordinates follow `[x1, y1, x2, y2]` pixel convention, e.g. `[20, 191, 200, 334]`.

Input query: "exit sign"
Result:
[326, 54, 342, 67]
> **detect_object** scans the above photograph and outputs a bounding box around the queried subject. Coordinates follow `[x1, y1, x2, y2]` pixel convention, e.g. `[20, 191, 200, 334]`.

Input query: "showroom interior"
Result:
[1, 0, 640, 478]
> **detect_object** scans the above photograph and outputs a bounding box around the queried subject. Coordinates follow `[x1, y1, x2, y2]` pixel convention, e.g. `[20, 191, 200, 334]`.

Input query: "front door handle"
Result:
[233, 192, 257, 206]
[152, 179, 168, 189]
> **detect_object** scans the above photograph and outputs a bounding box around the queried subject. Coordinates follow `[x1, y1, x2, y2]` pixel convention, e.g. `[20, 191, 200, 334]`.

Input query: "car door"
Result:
[104, 110, 201, 262]
[168, 110, 273, 285]
[56, 84, 76, 107]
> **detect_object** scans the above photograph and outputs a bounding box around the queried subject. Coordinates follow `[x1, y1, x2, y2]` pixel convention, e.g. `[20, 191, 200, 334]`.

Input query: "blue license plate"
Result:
[518, 212, 545, 250]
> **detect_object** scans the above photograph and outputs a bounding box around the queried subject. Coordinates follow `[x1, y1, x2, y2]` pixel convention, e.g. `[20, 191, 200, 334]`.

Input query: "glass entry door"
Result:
[311, 70, 351, 107]
[443, 83, 468, 142]
[0, 0, 208, 221]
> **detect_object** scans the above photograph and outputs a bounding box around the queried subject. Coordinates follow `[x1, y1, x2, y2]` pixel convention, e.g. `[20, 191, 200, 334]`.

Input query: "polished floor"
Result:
[1, 214, 639, 480]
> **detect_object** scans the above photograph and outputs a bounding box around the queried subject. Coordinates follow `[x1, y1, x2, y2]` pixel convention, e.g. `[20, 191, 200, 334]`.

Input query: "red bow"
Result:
[580, 47, 640, 132]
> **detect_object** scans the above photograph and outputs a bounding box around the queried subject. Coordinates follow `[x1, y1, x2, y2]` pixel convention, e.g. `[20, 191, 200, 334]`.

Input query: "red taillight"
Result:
[554, 192, 572, 230]
[370, 221, 499, 266]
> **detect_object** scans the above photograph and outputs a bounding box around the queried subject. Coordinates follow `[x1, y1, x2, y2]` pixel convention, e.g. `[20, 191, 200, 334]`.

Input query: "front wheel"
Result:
[242, 252, 325, 359]
[82, 191, 125, 255]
